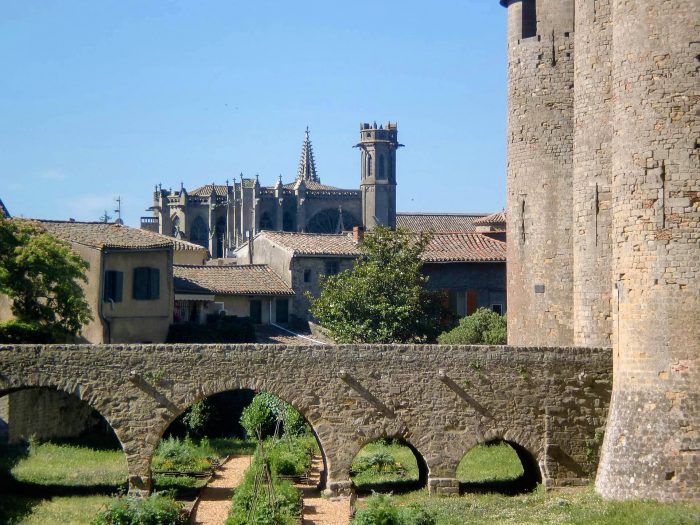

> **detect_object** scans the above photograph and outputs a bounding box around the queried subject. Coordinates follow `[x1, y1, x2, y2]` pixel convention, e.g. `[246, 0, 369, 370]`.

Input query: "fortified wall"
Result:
[498, 0, 699, 501]
[0, 344, 612, 496]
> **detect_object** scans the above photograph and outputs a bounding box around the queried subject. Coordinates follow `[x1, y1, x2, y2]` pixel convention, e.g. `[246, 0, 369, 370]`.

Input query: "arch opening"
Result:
[0, 387, 127, 522]
[151, 387, 329, 499]
[306, 208, 360, 234]
[457, 439, 541, 495]
[350, 437, 429, 495]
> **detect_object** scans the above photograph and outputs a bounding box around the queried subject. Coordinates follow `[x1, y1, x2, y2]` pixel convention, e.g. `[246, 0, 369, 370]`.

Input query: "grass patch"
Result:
[456, 442, 523, 482]
[0, 494, 112, 525]
[351, 440, 421, 493]
[9, 441, 127, 488]
[380, 486, 700, 525]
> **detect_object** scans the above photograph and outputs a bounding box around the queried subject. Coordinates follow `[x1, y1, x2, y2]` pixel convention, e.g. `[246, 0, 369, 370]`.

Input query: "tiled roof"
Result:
[26, 220, 173, 251]
[473, 211, 506, 226]
[258, 231, 361, 257]
[174, 264, 294, 296]
[422, 233, 506, 263]
[282, 180, 345, 191]
[170, 237, 209, 252]
[396, 213, 488, 233]
[189, 184, 230, 197]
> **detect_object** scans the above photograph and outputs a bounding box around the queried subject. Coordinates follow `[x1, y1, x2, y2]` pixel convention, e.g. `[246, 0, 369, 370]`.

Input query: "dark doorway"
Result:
[249, 300, 262, 324]
[275, 299, 289, 324]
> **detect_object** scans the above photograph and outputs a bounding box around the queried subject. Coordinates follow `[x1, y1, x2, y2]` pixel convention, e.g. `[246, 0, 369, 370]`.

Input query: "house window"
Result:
[103, 271, 123, 302]
[303, 269, 312, 283]
[324, 261, 340, 276]
[492, 304, 503, 315]
[133, 267, 160, 300]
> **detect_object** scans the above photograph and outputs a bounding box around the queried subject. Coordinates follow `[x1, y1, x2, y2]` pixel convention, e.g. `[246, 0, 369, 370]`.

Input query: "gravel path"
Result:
[297, 456, 351, 525]
[189, 455, 252, 525]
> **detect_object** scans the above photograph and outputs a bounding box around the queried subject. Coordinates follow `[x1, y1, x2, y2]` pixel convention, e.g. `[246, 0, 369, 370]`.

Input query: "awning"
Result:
[175, 293, 215, 302]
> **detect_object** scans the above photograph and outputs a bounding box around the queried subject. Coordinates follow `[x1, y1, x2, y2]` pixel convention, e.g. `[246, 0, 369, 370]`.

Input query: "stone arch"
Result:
[144, 378, 333, 491]
[348, 435, 429, 494]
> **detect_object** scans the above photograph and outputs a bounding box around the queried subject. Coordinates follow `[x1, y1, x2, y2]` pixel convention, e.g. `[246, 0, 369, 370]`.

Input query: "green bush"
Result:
[437, 308, 507, 345]
[152, 436, 212, 472]
[0, 320, 56, 343]
[352, 450, 402, 475]
[351, 494, 435, 525]
[93, 493, 188, 525]
[267, 437, 313, 477]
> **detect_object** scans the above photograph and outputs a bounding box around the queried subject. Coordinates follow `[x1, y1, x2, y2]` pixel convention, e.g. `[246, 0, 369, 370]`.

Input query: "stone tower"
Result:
[595, 0, 700, 501]
[501, 0, 575, 346]
[572, 0, 613, 347]
[356, 122, 401, 229]
[498, 0, 699, 501]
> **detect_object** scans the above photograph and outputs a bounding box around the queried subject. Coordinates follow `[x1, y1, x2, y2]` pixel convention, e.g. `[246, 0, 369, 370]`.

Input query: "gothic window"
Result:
[283, 212, 295, 232]
[260, 212, 274, 231]
[191, 216, 208, 248]
[366, 154, 372, 179]
[171, 215, 180, 237]
[378, 154, 386, 179]
[522, 0, 537, 39]
[306, 208, 360, 234]
[215, 217, 226, 258]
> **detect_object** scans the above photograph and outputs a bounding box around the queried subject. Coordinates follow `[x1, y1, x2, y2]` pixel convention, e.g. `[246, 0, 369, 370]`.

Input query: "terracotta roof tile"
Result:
[25, 220, 173, 251]
[396, 213, 488, 233]
[258, 231, 361, 257]
[188, 184, 230, 197]
[174, 264, 294, 296]
[473, 211, 506, 226]
[423, 233, 506, 263]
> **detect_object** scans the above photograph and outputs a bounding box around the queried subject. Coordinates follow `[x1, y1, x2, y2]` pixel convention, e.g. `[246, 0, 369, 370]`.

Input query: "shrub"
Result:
[240, 394, 276, 441]
[352, 451, 402, 475]
[93, 493, 188, 525]
[437, 308, 507, 345]
[0, 320, 56, 343]
[351, 494, 435, 525]
[152, 437, 212, 472]
[351, 493, 402, 525]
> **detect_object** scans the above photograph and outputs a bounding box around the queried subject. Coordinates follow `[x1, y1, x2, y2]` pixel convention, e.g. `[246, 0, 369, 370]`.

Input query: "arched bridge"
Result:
[0, 344, 612, 495]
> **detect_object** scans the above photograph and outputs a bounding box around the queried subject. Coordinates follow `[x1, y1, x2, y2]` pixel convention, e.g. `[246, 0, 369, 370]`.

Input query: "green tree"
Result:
[437, 307, 507, 345]
[309, 227, 442, 344]
[0, 218, 91, 339]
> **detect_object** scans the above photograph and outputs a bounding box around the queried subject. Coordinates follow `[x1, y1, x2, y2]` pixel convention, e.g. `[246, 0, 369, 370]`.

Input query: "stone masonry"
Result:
[503, 0, 576, 346]
[497, 0, 699, 501]
[0, 344, 611, 496]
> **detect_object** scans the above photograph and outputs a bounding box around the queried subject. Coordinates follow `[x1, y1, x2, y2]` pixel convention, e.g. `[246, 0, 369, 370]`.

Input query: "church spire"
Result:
[296, 126, 320, 183]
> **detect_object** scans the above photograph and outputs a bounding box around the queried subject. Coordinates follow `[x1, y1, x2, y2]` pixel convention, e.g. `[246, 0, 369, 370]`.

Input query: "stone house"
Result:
[234, 231, 361, 323]
[173, 264, 294, 325]
[0, 220, 175, 344]
[421, 232, 507, 318]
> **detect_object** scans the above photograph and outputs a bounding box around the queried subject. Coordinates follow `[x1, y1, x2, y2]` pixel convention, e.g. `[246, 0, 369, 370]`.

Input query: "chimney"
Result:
[352, 226, 365, 243]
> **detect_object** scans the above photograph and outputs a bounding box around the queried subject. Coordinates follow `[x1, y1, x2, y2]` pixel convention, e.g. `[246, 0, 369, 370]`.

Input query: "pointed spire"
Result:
[296, 126, 320, 183]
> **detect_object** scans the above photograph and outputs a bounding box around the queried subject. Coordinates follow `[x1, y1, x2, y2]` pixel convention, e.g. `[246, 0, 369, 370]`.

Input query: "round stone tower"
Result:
[501, 0, 575, 346]
[572, 0, 613, 347]
[596, 0, 700, 501]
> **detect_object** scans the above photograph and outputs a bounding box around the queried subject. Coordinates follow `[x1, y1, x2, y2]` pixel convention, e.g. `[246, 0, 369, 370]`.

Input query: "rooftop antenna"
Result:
[114, 196, 124, 225]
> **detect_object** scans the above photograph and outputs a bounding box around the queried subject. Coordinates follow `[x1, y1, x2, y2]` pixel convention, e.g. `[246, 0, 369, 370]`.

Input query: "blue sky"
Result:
[0, 1, 507, 226]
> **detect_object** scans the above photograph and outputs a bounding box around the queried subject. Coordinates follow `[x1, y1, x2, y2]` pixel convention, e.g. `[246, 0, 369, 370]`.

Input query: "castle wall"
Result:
[596, 0, 700, 501]
[504, 0, 575, 346]
[572, 0, 613, 346]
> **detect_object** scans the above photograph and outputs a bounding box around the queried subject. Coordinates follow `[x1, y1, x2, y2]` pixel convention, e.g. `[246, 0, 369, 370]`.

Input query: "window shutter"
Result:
[149, 268, 160, 300]
[103, 272, 113, 302]
[114, 271, 123, 302]
[133, 267, 148, 300]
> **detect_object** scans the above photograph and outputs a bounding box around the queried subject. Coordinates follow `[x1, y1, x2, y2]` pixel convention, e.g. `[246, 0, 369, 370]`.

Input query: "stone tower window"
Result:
[522, 0, 537, 39]
[378, 154, 386, 179]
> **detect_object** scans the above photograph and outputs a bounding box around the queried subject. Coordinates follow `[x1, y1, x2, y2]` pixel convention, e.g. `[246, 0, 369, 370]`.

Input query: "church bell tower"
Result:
[356, 122, 402, 229]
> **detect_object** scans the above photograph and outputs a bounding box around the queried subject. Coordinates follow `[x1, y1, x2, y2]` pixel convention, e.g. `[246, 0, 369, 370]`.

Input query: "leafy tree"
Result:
[0, 218, 91, 339]
[437, 307, 507, 345]
[309, 227, 442, 344]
